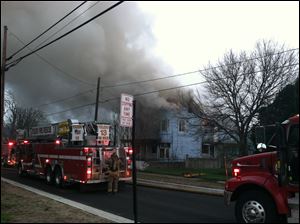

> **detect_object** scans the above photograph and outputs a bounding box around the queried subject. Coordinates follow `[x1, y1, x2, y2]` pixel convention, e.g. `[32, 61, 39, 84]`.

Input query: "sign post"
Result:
[120, 94, 137, 223]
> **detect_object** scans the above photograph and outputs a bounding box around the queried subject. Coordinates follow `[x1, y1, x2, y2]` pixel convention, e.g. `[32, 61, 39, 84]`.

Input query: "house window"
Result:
[152, 144, 157, 153]
[202, 144, 215, 158]
[160, 148, 165, 158]
[210, 145, 215, 158]
[178, 119, 186, 132]
[161, 119, 169, 132]
[202, 144, 210, 154]
[159, 147, 170, 159]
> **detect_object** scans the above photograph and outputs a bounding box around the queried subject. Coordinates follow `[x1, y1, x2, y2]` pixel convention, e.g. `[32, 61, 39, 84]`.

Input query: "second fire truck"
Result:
[225, 114, 299, 223]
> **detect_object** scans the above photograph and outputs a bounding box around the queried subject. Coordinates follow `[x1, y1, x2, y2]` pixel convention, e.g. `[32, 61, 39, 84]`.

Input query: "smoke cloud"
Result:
[1, 1, 179, 123]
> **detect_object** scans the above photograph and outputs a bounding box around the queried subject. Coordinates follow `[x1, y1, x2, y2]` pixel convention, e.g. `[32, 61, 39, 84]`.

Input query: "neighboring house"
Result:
[201, 127, 240, 167]
[158, 107, 253, 163]
[201, 124, 255, 167]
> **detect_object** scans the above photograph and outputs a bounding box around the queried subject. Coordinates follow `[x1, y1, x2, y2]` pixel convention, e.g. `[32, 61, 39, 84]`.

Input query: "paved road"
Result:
[1, 167, 235, 223]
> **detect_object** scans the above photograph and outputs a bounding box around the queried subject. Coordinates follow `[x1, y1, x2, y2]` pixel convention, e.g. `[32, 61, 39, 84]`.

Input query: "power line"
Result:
[35, 70, 206, 108]
[100, 63, 299, 103]
[45, 48, 300, 106]
[101, 48, 299, 89]
[45, 102, 96, 116]
[35, 87, 96, 108]
[44, 63, 299, 117]
[32, 1, 102, 51]
[6, 1, 88, 61]
[36, 88, 95, 108]
[9, 31, 96, 86]
[38, 48, 299, 109]
[5, 1, 124, 71]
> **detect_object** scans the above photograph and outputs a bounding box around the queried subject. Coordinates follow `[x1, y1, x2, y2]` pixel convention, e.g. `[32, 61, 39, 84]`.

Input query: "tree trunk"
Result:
[239, 135, 248, 156]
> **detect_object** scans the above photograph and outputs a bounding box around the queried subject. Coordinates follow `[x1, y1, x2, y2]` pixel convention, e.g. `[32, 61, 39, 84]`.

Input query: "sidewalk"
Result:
[133, 172, 225, 196]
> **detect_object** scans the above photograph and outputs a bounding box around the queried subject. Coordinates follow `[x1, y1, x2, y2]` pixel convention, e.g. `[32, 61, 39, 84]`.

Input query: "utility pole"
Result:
[94, 77, 100, 121]
[131, 100, 137, 223]
[1, 25, 8, 155]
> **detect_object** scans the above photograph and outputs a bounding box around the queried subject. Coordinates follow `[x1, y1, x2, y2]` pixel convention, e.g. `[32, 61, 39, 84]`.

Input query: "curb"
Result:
[1, 177, 134, 223]
[130, 179, 224, 196]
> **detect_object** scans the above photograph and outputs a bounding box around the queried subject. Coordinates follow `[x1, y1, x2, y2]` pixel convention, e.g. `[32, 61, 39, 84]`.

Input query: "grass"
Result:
[142, 167, 229, 182]
[1, 181, 112, 223]
[1, 213, 12, 223]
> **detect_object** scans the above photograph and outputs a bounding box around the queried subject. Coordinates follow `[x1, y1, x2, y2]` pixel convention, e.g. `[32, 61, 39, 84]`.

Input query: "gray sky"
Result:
[1, 1, 299, 123]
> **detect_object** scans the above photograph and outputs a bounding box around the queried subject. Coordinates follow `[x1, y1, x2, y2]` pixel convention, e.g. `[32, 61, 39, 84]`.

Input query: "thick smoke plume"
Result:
[1, 1, 179, 123]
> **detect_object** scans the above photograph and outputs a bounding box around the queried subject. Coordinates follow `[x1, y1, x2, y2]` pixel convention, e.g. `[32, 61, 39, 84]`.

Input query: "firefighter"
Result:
[107, 151, 121, 193]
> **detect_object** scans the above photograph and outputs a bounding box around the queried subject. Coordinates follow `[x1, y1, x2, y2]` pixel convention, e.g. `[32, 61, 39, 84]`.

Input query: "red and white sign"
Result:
[97, 124, 110, 145]
[120, 93, 133, 127]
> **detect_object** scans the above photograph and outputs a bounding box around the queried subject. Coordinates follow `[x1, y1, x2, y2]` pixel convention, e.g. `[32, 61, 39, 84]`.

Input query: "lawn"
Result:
[142, 167, 229, 182]
[1, 181, 111, 223]
[1, 213, 11, 223]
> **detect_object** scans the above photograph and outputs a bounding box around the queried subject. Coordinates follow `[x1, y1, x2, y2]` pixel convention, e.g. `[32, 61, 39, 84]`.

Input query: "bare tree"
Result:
[4, 91, 16, 119]
[4, 91, 48, 139]
[179, 40, 299, 156]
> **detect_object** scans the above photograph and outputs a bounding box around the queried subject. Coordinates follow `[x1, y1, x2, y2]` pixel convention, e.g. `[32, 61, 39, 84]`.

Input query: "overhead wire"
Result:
[44, 63, 299, 117]
[32, 1, 102, 51]
[6, 1, 88, 60]
[4, 1, 297, 116]
[9, 31, 96, 86]
[101, 48, 299, 89]
[5, 1, 298, 107]
[5, 1, 124, 71]
[36, 48, 299, 109]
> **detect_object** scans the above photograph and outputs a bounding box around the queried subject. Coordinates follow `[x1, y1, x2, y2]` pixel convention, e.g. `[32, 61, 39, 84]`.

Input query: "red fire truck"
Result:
[224, 114, 299, 223]
[15, 119, 132, 189]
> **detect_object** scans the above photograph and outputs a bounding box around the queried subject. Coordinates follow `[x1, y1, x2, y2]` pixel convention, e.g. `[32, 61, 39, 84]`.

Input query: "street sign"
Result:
[120, 93, 133, 127]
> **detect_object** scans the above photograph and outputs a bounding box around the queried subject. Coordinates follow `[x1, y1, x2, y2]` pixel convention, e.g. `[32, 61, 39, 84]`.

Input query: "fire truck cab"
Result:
[224, 114, 299, 223]
[15, 120, 132, 189]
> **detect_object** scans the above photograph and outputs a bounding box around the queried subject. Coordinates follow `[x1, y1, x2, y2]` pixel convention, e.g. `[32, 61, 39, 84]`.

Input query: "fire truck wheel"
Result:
[45, 167, 53, 185]
[54, 168, 64, 188]
[235, 190, 280, 223]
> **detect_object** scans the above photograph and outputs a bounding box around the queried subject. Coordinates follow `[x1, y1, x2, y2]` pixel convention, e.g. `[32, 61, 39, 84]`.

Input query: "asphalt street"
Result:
[1, 167, 235, 223]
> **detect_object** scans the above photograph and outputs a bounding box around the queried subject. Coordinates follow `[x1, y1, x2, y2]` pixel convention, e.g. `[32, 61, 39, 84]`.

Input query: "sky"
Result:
[1, 1, 299, 123]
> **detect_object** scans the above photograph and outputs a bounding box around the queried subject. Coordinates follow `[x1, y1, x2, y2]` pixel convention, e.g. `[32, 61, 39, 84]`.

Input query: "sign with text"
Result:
[120, 93, 133, 127]
[16, 129, 25, 139]
[71, 124, 84, 141]
[97, 124, 110, 145]
[30, 126, 54, 137]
